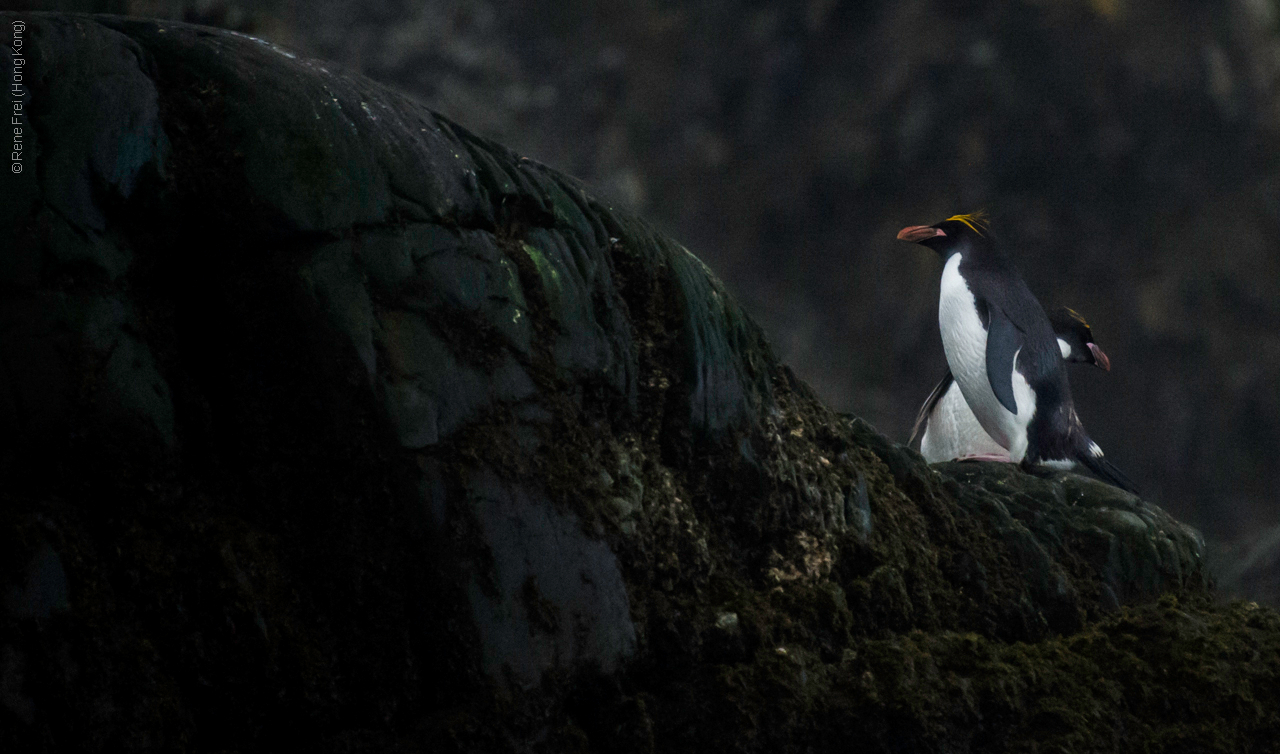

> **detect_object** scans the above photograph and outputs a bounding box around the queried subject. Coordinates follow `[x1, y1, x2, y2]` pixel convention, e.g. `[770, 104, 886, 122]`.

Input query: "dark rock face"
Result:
[0, 13, 1276, 753]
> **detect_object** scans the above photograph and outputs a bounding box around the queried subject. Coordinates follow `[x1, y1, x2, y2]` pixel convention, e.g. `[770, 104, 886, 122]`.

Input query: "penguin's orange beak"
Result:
[1087, 343, 1111, 371]
[897, 225, 946, 243]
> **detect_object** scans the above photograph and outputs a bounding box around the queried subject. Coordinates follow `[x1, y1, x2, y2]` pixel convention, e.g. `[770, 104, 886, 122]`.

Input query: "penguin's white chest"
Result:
[937, 254, 1037, 461]
[919, 381, 1008, 463]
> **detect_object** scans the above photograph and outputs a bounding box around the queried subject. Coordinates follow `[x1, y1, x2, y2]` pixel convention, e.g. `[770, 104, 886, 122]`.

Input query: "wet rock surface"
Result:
[0, 13, 1276, 753]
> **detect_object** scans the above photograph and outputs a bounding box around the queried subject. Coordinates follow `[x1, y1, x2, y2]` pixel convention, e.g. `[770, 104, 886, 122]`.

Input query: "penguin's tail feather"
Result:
[1073, 435, 1139, 495]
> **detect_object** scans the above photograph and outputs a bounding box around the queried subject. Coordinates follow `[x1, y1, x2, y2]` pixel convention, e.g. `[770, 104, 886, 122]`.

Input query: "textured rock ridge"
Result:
[0, 13, 1274, 754]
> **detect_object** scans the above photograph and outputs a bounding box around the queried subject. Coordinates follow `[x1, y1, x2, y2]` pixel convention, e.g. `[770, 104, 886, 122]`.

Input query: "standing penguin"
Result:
[910, 307, 1111, 463]
[896, 213, 1137, 493]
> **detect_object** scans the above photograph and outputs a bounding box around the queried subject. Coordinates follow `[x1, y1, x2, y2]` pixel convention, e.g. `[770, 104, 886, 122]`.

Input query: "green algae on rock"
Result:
[0, 12, 1273, 754]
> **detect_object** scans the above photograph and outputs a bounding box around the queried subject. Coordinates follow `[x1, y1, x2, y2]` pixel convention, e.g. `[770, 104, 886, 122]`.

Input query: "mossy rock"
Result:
[0, 12, 1274, 754]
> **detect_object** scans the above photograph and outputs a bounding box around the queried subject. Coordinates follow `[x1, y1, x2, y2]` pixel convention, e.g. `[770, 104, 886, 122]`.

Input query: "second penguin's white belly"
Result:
[919, 381, 1009, 462]
[938, 253, 1037, 462]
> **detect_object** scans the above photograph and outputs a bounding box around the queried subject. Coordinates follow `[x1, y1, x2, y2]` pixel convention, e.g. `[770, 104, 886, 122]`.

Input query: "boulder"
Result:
[0, 13, 1274, 753]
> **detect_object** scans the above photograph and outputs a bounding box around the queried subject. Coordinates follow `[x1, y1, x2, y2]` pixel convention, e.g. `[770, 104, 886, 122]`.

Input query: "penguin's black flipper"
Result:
[985, 304, 1021, 415]
[1074, 436, 1140, 495]
[909, 370, 954, 448]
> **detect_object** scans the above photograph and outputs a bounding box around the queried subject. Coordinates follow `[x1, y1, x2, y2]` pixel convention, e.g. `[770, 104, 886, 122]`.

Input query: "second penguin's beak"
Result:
[1087, 343, 1111, 371]
[897, 225, 946, 243]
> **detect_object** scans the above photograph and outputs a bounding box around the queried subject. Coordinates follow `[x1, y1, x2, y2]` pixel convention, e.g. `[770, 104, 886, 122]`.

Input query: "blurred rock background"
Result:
[12, 0, 1280, 599]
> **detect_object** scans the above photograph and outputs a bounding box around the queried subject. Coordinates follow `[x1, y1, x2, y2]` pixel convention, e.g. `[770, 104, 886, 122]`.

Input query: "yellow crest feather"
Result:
[1064, 307, 1090, 328]
[944, 211, 990, 236]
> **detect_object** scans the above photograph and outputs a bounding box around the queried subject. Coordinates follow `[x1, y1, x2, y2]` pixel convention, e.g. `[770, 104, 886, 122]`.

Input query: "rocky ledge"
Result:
[0, 13, 1275, 754]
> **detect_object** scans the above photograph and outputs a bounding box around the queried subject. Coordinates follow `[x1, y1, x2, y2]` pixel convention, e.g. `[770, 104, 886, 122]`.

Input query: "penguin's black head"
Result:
[1048, 307, 1111, 371]
[896, 212, 991, 257]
